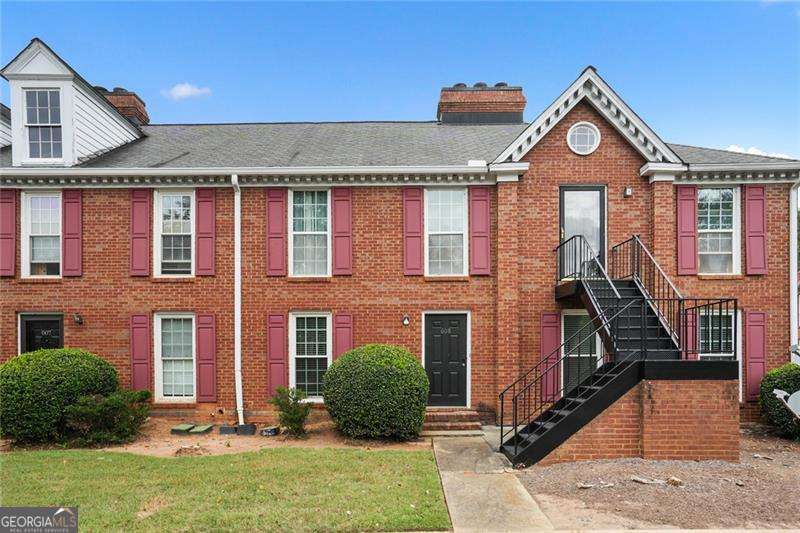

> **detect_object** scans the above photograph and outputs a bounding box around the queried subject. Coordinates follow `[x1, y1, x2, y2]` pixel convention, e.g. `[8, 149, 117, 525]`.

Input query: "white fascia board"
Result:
[640, 162, 687, 176]
[493, 69, 681, 165]
[687, 162, 800, 173]
[1, 164, 491, 177]
[489, 161, 529, 182]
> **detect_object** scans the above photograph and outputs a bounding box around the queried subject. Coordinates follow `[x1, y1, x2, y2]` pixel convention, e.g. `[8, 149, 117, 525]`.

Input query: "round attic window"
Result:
[567, 122, 601, 155]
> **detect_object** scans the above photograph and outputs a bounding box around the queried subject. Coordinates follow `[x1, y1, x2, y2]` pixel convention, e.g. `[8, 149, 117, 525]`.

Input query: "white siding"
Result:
[0, 118, 10, 147]
[72, 83, 138, 162]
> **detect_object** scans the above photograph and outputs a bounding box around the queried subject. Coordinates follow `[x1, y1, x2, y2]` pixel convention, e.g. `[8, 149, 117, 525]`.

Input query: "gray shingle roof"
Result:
[2, 126, 796, 169]
[79, 122, 527, 168]
[667, 143, 798, 165]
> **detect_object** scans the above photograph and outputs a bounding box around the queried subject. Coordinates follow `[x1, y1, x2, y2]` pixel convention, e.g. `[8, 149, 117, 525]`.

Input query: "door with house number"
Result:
[425, 314, 467, 406]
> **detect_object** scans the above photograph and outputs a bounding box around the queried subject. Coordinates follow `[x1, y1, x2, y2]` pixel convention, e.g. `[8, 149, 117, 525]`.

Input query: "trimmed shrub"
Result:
[269, 386, 312, 437]
[0, 348, 118, 443]
[323, 344, 428, 440]
[760, 363, 800, 440]
[64, 390, 151, 446]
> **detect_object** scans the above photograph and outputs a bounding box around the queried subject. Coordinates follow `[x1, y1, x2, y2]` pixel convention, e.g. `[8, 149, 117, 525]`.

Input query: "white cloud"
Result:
[726, 144, 793, 160]
[161, 83, 211, 101]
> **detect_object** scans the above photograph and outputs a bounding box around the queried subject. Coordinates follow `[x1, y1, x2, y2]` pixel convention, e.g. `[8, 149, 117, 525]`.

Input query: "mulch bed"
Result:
[517, 425, 800, 529]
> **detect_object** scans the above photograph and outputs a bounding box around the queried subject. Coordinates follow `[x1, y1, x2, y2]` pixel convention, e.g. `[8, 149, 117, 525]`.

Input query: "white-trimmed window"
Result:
[24, 89, 62, 159]
[425, 188, 468, 276]
[567, 121, 600, 155]
[699, 310, 742, 400]
[289, 312, 332, 400]
[289, 190, 331, 277]
[21, 191, 61, 277]
[697, 187, 740, 274]
[155, 313, 196, 402]
[154, 190, 194, 276]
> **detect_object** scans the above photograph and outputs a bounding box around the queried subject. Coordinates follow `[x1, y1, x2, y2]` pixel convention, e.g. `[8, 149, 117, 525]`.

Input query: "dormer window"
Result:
[24, 89, 62, 159]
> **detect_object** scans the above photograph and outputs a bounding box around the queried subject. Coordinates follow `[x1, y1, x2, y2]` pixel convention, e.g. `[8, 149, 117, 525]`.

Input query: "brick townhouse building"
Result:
[1, 38, 798, 464]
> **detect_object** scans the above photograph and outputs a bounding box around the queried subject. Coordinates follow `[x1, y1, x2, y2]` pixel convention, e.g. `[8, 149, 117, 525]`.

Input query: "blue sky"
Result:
[2, 1, 798, 158]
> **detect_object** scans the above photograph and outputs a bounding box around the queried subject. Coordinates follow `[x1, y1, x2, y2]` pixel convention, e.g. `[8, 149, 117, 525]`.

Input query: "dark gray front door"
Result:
[425, 313, 467, 406]
[21, 314, 63, 353]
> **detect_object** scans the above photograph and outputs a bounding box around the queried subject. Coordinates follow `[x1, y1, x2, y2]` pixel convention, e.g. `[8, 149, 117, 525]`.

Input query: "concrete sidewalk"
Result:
[433, 437, 554, 532]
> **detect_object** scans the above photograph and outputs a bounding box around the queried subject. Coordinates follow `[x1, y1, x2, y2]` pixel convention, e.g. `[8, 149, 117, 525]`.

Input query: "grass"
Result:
[0, 448, 450, 532]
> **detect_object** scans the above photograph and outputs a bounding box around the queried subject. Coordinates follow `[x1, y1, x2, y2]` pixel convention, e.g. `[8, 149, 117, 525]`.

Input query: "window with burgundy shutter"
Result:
[21, 191, 61, 277]
[154, 190, 194, 276]
[697, 187, 741, 274]
[289, 312, 332, 400]
[154, 313, 196, 402]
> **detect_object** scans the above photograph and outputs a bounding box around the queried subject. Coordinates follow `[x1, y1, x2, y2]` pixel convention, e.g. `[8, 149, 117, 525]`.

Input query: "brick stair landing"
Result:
[422, 408, 482, 434]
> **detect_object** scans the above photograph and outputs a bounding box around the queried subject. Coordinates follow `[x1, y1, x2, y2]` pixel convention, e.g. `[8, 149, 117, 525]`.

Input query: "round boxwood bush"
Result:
[0, 348, 118, 443]
[760, 363, 800, 440]
[323, 344, 428, 440]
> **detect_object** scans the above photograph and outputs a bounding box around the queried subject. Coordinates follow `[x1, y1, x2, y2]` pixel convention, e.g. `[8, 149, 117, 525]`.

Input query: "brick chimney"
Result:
[437, 82, 526, 124]
[95, 86, 149, 126]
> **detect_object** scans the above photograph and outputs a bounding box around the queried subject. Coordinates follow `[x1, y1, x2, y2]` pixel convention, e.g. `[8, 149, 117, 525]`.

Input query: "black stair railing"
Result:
[499, 299, 648, 458]
[611, 235, 683, 345]
[556, 235, 622, 321]
[610, 235, 738, 360]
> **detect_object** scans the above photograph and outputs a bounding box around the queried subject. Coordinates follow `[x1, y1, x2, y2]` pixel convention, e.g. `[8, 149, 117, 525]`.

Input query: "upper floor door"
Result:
[559, 186, 606, 264]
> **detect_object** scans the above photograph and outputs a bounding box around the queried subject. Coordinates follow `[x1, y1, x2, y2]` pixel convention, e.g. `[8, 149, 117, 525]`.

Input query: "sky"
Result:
[1, 1, 799, 158]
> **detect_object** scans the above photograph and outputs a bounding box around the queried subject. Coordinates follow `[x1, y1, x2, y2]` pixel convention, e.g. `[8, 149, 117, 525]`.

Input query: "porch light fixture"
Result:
[73, 313, 83, 325]
[624, 186, 633, 198]
[402, 315, 410, 326]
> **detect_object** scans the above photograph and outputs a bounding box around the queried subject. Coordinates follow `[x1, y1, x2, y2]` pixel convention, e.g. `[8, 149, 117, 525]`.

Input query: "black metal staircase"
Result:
[499, 234, 737, 466]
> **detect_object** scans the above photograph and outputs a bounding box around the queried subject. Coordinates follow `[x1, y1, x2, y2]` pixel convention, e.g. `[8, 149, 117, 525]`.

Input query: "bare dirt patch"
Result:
[135, 495, 170, 520]
[517, 426, 800, 530]
[101, 413, 431, 457]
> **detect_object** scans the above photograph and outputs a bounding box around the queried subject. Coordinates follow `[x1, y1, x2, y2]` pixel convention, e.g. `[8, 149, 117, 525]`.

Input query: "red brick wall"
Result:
[0, 188, 236, 416]
[240, 185, 499, 416]
[0, 100, 793, 424]
[538, 379, 740, 465]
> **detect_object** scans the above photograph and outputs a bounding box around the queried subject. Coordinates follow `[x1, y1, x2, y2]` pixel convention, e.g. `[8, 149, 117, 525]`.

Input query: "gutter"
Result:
[791, 180, 799, 364]
[231, 174, 245, 425]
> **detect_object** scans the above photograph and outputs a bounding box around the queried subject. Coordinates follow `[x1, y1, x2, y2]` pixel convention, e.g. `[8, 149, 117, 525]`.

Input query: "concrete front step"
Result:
[423, 421, 483, 431]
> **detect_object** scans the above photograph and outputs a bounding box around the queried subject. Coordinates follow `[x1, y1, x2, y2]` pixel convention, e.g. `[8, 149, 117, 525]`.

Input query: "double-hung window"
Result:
[289, 190, 330, 277]
[425, 188, 468, 276]
[155, 313, 196, 402]
[24, 89, 62, 159]
[154, 190, 194, 276]
[289, 313, 332, 400]
[21, 191, 61, 277]
[697, 187, 740, 274]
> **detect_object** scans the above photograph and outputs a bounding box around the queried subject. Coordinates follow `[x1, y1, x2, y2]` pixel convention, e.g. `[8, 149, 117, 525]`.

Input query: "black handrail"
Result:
[556, 235, 621, 301]
[499, 299, 642, 454]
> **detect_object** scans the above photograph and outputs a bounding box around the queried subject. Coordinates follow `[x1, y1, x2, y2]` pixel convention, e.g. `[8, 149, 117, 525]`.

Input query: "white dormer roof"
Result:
[493, 67, 682, 164]
[1, 38, 141, 167]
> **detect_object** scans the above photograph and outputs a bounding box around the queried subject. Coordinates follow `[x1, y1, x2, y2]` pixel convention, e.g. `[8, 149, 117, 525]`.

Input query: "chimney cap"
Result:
[442, 82, 523, 92]
[494, 82, 508, 87]
[473, 82, 487, 88]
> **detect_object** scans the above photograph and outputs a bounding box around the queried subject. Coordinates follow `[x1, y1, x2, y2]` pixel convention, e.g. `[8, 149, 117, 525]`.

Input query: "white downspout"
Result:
[790, 182, 799, 364]
[232, 174, 245, 425]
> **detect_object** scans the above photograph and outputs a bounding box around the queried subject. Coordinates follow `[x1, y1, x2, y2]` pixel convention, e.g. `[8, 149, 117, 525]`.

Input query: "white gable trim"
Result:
[493, 68, 681, 165]
[1, 40, 72, 80]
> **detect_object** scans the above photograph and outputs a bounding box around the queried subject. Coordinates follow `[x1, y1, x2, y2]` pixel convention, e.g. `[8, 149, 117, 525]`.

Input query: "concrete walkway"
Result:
[433, 437, 554, 532]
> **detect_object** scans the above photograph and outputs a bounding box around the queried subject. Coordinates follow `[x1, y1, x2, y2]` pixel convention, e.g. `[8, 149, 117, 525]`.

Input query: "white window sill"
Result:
[301, 397, 325, 404]
[155, 397, 197, 404]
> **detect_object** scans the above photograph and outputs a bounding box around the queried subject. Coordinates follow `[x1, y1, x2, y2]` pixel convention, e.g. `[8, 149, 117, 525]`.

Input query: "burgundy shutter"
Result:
[267, 313, 288, 396]
[683, 309, 699, 360]
[130, 314, 151, 391]
[333, 313, 354, 359]
[196, 313, 217, 402]
[130, 189, 151, 276]
[195, 188, 216, 276]
[61, 189, 82, 276]
[266, 189, 287, 276]
[745, 185, 768, 275]
[332, 188, 353, 275]
[0, 189, 16, 276]
[403, 187, 424, 275]
[745, 311, 767, 401]
[540, 312, 561, 403]
[676, 185, 698, 275]
[469, 186, 491, 275]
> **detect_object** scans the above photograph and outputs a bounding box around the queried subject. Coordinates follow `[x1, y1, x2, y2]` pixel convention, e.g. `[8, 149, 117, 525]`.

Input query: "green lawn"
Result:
[0, 448, 450, 532]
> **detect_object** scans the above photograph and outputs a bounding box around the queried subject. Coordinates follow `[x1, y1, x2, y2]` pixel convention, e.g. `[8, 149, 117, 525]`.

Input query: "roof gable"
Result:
[493, 67, 681, 164]
[1, 39, 72, 79]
